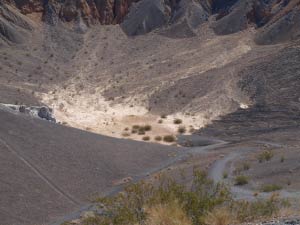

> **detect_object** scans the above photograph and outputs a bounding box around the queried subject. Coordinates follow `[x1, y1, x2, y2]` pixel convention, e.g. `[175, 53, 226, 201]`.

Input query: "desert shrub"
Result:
[145, 200, 192, 225]
[174, 118, 183, 124]
[223, 172, 228, 179]
[122, 132, 130, 137]
[144, 125, 152, 131]
[235, 176, 248, 186]
[178, 126, 186, 134]
[132, 125, 140, 130]
[261, 184, 282, 192]
[155, 136, 162, 141]
[280, 156, 285, 163]
[143, 136, 150, 141]
[257, 150, 274, 163]
[161, 114, 167, 119]
[163, 135, 176, 143]
[204, 207, 235, 225]
[158, 119, 163, 124]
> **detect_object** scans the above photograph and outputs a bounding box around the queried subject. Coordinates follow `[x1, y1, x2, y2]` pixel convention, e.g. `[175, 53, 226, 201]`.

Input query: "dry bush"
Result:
[204, 207, 236, 225]
[145, 201, 192, 225]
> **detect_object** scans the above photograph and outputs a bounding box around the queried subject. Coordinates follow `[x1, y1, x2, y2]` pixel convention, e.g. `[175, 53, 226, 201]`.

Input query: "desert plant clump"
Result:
[223, 172, 228, 179]
[143, 136, 150, 141]
[261, 184, 282, 193]
[145, 200, 192, 225]
[144, 125, 152, 131]
[163, 135, 176, 143]
[158, 119, 163, 124]
[155, 136, 162, 141]
[235, 175, 248, 186]
[178, 126, 186, 134]
[257, 150, 274, 163]
[122, 132, 131, 137]
[174, 118, 183, 124]
[161, 114, 167, 119]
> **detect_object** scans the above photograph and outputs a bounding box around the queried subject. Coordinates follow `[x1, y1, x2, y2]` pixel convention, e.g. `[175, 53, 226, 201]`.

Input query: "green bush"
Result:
[261, 184, 282, 192]
[235, 176, 248, 186]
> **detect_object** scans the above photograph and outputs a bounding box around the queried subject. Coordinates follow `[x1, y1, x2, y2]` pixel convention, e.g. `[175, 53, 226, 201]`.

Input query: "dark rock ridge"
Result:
[1, 0, 300, 43]
[3, 0, 140, 25]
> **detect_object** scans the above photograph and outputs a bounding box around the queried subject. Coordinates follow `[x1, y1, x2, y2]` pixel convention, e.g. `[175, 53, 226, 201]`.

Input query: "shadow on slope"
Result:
[0, 109, 182, 225]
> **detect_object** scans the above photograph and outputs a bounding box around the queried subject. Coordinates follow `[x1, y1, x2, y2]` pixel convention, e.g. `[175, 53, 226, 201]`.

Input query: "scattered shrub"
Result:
[257, 151, 274, 163]
[261, 184, 282, 193]
[158, 119, 163, 124]
[223, 172, 228, 179]
[174, 118, 183, 124]
[143, 136, 150, 141]
[132, 125, 140, 130]
[145, 201, 192, 225]
[163, 135, 176, 143]
[235, 176, 248, 186]
[280, 156, 285, 163]
[155, 136, 162, 141]
[144, 125, 152, 131]
[204, 207, 235, 225]
[178, 126, 186, 134]
[122, 132, 130, 137]
[161, 114, 167, 119]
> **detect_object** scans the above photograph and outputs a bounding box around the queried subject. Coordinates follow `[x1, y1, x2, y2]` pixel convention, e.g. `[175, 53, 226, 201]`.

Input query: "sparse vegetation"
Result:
[174, 118, 183, 124]
[163, 135, 176, 143]
[261, 184, 282, 193]
[257, 150, 274, 163]
[89, 171, 288, 225]
[235, 175, 248, 186]
[280, 155, 285, 163]
[158, 119, 163, 124]
[223, 172, 228, 179]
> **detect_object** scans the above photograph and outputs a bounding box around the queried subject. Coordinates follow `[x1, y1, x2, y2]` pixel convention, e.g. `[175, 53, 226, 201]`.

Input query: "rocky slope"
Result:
[1, 0, 299, 40]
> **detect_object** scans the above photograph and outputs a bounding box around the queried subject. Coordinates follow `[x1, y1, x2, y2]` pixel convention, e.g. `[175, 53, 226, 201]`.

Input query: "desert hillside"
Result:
[0, 0, 300, 224]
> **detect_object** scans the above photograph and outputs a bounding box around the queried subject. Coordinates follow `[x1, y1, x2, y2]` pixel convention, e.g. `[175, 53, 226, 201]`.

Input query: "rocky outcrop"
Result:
[0, 103, 56, 122]
[5, 0, 140, 25]
[2, 0, 300, 43]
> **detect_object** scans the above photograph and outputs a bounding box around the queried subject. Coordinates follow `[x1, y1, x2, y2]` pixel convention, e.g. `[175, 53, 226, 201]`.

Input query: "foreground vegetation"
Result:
[68, 170, 289, 225]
